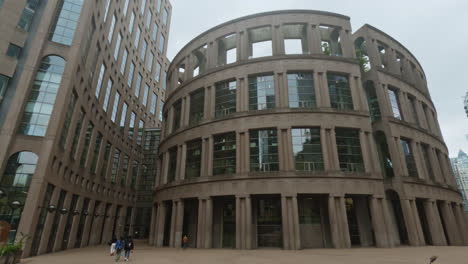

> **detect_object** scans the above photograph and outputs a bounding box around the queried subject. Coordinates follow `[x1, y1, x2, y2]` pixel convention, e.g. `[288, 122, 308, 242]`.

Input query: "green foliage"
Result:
[321, 42, 330, 56]
[356, 49, 370, 72]
[0, 233, 28, 257]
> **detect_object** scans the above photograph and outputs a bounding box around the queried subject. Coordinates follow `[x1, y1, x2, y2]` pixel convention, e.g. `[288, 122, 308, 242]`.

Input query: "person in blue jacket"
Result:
[115, 236, 125, 262]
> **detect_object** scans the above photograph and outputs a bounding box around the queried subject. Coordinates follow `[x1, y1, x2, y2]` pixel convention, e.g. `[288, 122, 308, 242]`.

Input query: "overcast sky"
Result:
[166, 0, 468, 157]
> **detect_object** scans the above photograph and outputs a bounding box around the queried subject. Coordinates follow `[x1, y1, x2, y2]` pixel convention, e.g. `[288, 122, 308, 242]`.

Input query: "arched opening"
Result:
[354, 37, 371, 72]
[0, 151, 38, 243]
[385, 190, 409, 245]
[18, 55, 66, 136]
[364, 80, 381, 122]
[374, 131, 394, 178]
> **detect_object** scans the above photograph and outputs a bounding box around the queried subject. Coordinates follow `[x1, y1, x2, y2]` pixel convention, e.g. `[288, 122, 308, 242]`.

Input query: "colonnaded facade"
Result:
[0, 0, 171, 257]
[149, 10, 468, 250]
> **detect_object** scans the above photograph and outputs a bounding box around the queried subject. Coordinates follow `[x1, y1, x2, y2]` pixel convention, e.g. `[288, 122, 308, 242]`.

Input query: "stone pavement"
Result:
[20, 240, 468, 264]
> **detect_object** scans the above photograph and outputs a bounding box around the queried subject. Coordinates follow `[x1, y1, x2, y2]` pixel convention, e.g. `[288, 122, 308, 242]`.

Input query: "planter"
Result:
[0, 250, 22, 264]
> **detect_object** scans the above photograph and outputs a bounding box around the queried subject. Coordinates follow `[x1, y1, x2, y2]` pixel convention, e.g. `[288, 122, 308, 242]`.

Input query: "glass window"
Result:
[159, 35, 165, 53]
[121, 155, 129, 186]
[108, 14, 116, 43]
[0, 74, 10, 102]
[172, 100, 182, 131]
[146, 11, 152, 28]
[155, 62, 161, 82]
[79, 122, 94, 167]
[131, 161, 138, 190]
[70, 109, 84, 159]
[120, 49, 128, 75]
[364, 81, 381, 122]
[114, 32, 122, 60]
[159, 101, 164, 121]
[110, 148, 121, 183]
[82, 17, 96, 63]
[186, 139, 202, 179]
[248, 75, 275, 110]
[388, 88, 402, 120]
[6, 44, 22, 58]
[49, 0, 84, 45]
[141, 40, 147, 61]
[0, 152, 38, 242]
[163, 8, 168, 25]
[189, 88, 204, 125]
[137, 120, 144, 145]
[59, 90, 77, 148]
[249, 129, 279, 172]
[128, 112, 136, 140]
[95, 63, 106, 98]
[215, 80, 236, 117]
[401, 139, 418, 177]
[17, 0, 40, 32]
[19, 56, 66, 136]
[328, 73, 353, 110]
[129, 12, 135, 34]
[123, 0, 130, 16]
[140, 0, 146, 14]
[110, 92, 120, 122]
[152, 23, 158, 41]
[135, 73, 142, 98]
[335, 128, 364, 172]
[135, 27, 141, 48]
[90, 132, 103, 173]
[120, 102, 128, 132]
[291, 128, 323, 171]
[127, 62, 135, 87]
[100, 142, 112, 181]
[147, 52, 154, 72]
[162, 71, 167, 90]
[168, 147, 177, 182]
[103, 0, 111, 22]
[142, 84, 149, 107]
[287, 72, 316, 108]
[421, 144, 435, 181]
[102, 78, 113, 111]
[150, 93, 157, 115]
[213, 132, 236, 175]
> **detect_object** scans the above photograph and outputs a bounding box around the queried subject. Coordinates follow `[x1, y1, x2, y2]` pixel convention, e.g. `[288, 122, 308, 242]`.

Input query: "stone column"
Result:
[155, 203, 166, 247]
[174, 200, 185, 248]
[79, 200, 95, 247]
[359, 130, 372, 174]
[149, 204, 157, 246]
[440, 201, 463, 245]
[313, 71, 323, 108]
[245, 196, 252, 249]
[235, 196, 241, 249]
[272, 24, 285, 55]
[207, 136, 214, 176]
[67, 196, 84, 249]
[400, 199, 420, 246]
[308, 24, 322, 54]
[183, 95, 190, 126]
[423, 199, 447, 246]
[240, 77, 248, 112]
[162, 151, 170, 184]
[169, 200, 177, 247]
[410, 199, 426, 246]
[318, 72, 331, 107]
[381, 196, 396, 247]
[432, 201, 448, 245]
[204, 198, 213, 248]
[320, 127, 331, 170]
[338, 196, 351, 248]
[235, 196, 251, 249]
[453, 204, 468, 244]
[429, 147, 444, 184]
[328, 195, 350, 248]
[280, 196, 290, 249]
[348, 75, 361, 111]
[369, 196, 390, 247]
[281, 195, 301, 250]
[53, 192, 73, 251]
[329, 128, 341, 171]
[179, 143, 187, 180]
[38, 187, 61, 254]
[340, 29, 354, 58]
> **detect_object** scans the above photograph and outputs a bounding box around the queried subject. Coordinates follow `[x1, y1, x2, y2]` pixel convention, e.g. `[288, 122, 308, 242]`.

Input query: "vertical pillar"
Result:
[207, 136, 214, 176]
[313, 71, 323, 108]
[197, 198, 205, 248]
[359, 130, 372, 173]
[453, 204, 468, 244]
[156, 203, 166, 247]
[381, 196, 396, 247]
[236, 132, 241, 173]
[204, 198, 213, 248]
[162, 152, 170, 184]
[291, 196, 301, 250]
[400, 199, 419, 246]
[38, 187, 61, 254]
[309, 24, 322, 54]
[318, 72, 331, 107]
[67, 196, 84, 249]
[183, 95, 190, 126]
[235, 196, 241, 249]
[53, 193, 72, 251]
[429, 147, 444, 184]
[338, 196, 351, 248]
[169, 201, 177, 247]
[174, 199, 184, 248]
[320, 127, 331, 170]
[329, 128, 340, 171]
[440, 201, 463, 245]
[179, 143, 187, 180]
[281, 196, 290, 249]
[410, 199, 425, 245]
[149, 204, 157, 246]
[339, 29, 354, 58]
[423, 200, 446, 246]
[273, 24, 284, 55]
[328, 195, 341, 248]
[369, 196, 390, 247]
[348, 75, 361, 111]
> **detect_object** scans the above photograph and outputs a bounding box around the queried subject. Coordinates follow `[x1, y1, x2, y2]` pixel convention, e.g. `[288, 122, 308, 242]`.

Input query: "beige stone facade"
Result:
[150, 10, 468, 250]
[0, 0, 171, 257]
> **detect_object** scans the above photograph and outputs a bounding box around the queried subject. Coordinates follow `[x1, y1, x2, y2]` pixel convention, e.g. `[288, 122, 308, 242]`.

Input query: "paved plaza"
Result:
[20, 240, 468, 264]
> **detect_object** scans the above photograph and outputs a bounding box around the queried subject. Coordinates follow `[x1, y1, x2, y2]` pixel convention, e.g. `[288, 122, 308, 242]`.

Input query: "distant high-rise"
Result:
[451, 151, 468, 212]
[0, 0, 171, 257]
[464, 92, 468, 117]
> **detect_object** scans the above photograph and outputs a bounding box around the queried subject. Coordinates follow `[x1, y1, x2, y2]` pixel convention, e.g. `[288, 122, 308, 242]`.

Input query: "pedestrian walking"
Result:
[124, 236, 134, 261]
[182, 235, 188, 249]
[109, 236, 117, 256]
[115, 236, 125, 262]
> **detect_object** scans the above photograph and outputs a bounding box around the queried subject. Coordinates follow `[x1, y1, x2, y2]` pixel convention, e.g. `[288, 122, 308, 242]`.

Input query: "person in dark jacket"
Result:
[115, 237, 125, 262]
[124, 236, 134, 261]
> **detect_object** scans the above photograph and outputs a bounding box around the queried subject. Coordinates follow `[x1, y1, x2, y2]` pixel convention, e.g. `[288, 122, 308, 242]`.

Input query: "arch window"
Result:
[19, 56, 66, 136]
[0, 151, 38, 243]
